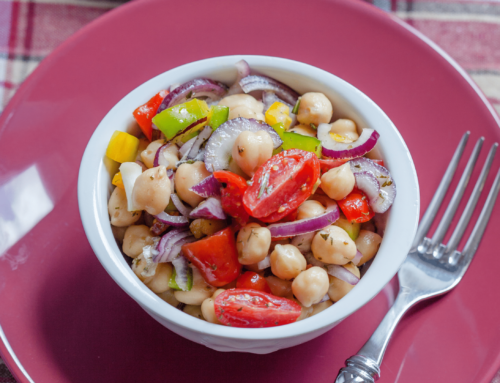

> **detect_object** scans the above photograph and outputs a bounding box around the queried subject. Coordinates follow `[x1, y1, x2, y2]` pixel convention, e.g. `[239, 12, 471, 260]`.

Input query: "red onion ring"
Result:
[349, 157, 396, 214]
[153, 143, 174, 168]
[257, 255, 271, 270]
[227, 59, 251, 96]
[155, 228, 190, 262]
[267, 202, 340, 239]
[189, 174, 221, 198]
[352, 250, 363, 266]
[156, 78, 228, 114]
[171, 194, 193, 217]
[239, 75, 300, 105]
[165, 236, 197, 263]
[179, 136, 197, 158]
[204, 118, 282, 172]
[318, 124, 380, 159]
[171, 254, 191, 291]
[154, 211, 189, 228]
[327, 265, 360, 285]
[186, 126, 212, 159]
[189, 197, 226, 220]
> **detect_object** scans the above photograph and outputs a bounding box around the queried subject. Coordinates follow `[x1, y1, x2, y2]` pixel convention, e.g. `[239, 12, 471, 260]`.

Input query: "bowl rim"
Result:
[78, 55, 419, 341]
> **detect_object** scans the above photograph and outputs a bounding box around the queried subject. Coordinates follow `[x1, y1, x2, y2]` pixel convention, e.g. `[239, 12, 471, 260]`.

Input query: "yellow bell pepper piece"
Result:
[106, 131, 139, 163]
[265, 102, 292, 130]
[112, 172, 124, 189]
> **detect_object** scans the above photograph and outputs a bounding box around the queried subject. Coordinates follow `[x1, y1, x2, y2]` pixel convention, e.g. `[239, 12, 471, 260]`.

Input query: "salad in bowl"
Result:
[104, 59, 396, 328]
[78, 56, 418, 353]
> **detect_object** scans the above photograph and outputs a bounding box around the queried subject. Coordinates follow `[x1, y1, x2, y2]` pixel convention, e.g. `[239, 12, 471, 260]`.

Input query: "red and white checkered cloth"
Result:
[0, 0, 499, 381]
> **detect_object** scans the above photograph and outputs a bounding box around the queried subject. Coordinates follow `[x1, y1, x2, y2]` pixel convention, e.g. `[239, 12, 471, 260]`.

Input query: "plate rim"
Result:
[0, 0, 498, 381]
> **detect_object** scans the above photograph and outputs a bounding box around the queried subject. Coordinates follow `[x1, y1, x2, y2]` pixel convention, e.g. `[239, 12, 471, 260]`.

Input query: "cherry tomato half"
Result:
[181, 227, 241, 287]
[213, 171, 249, 226]
[319, 158, 348, 173]
[214, 289, 301, 328]
[236, 271, 272, 293]
[337, 188, 375, 223]
[243, 149, 320, 222]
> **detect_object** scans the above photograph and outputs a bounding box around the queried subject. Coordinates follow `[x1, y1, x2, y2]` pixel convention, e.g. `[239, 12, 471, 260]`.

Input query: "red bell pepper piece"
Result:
[337, 188, 375, 223]
[133, 90, 169, 141]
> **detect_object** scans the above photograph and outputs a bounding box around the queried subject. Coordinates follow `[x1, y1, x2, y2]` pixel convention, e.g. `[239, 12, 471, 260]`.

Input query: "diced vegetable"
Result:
[106, 131, 140, 163]
[282, 131, 322, 157]
[236, 271, 272, 293]
[181, 227, 241, 287]
[337, 189, 375, 224]
[333, 216, 361, 241]
[112, 172, 124, 189]
[209, 105, 229, 130]
[168, 266, 193, 291]
[152, 99, 210, 141]
[272, 122, 285, 139]
[133, 90, 169, 141]
[213, 171, 249, 226]
[119, 162, 142, 211]
[265, 102, 292, 130]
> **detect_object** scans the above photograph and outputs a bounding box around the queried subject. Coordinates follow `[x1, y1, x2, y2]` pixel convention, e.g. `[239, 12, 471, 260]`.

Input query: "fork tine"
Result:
[445, 143, 498, 254]
[412, 132, 470, 249]
[460, 166, 500, 261]
[430, 137, 484, 252]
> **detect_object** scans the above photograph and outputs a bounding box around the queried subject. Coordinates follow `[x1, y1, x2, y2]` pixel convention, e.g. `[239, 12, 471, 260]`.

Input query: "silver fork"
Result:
[335, 132, 500, 383]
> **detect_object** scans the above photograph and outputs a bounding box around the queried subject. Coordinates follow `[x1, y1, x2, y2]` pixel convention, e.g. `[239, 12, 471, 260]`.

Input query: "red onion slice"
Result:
[352, 250, 363, 266]
[227, 59, 251, 96]
[318, 294, 330, 303]
[171, 194, 193, 217]
[135, 160, 147, 172]
[353, 171, 381, 206]
[239, 75, 300, 105]
[318, 124, 380, 159]
[154, 211, 189, 227]
[327, 265, 360, 285]
[179, 136, 197, 158]
[267, 202, 340, 239]
[187, 126, 212, 159]
[262, 90, 293, 111]
[167, 169, 175, 192]
[349, 157, 396, 214]
[155, 229, 192, 262]
[172, 254, 190, 291]
[153, 143, 174, 168]
[204, 118, 282, 172]
[257, 255, 271, 270]
[156, 78, 228, 113]
[291, 232, 315, 254]
[119, 162, 142, 211]
[165, 236, 197, 263]
[189, 174, 221, 198]
[189, 197, 226, 220]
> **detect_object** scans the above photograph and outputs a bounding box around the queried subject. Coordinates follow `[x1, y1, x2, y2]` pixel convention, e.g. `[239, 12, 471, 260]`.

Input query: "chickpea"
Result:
[297, 92, 333, 126]
[288, 124, 317, 137]
[183, 305, 204, 320]
[132, 166, 171, 215]
[212, 289, 226, 299]
[330, 119, 359, 143]
[141, 139, 164, 168]
[146, 263, 173, 293]
[232, 131, 273, 177]
[131, 253, 155, 284]
[328, 263, 360, 302]
[270, 244, 306, 280]
[311, 225, 356, 264]
[292, 267, 330, 307]
[295, 301, 313, 321]
[174, 267, 216, 305]
[320, 163, 355, 201]
[189, 218, 227, 239]
[236, 223, 272, 265]
[122, 225, 154, 258]
[265, 275, 293, 298]
[291, 232, 315, 254]
[157, 289, 180, 307]
[297, 200, 326, 220]
[201, 298, 221, 324]
[311, 300, 333, 316]
[218, 94, 265, 121]
[355, 230, 382, 266]
[175, 161, 211, 207]
[108, 187, 142, 227]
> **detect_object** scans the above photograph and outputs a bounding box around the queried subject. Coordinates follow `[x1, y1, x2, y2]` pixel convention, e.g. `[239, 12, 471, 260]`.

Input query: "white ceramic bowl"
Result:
[78, 55, 419, 354]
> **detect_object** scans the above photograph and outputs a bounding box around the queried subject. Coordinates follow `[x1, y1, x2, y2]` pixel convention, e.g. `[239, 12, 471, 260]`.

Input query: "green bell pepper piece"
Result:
[209, 105, 229, 130]
[281, 131, 322, 157]
[334, 217, 361, 241]
[272, 122, 285, 138]
[152, 99, 209, 141]
[168, 267, 193, 291]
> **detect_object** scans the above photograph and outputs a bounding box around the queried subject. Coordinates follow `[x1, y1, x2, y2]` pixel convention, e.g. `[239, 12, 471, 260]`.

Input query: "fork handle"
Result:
[335, 287, 419, 382]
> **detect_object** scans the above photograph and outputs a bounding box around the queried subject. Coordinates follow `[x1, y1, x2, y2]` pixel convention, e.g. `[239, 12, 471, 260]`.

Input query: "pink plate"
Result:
[0, 0, 499, 381]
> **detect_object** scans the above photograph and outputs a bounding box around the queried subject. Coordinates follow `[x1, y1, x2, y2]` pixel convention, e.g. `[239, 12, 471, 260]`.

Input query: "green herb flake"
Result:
[186, 91, 193, 99]
[292, 97, 301, 114]
[258, 172, 270, 199]
[320, 233, 329, 241]
[382, 180, 393, 187]
[237, 307, 243, 312]
[310, 123, 317, 130]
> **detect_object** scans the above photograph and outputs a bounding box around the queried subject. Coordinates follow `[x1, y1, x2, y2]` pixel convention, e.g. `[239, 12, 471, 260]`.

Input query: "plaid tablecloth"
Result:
[0, 0, 499, 381]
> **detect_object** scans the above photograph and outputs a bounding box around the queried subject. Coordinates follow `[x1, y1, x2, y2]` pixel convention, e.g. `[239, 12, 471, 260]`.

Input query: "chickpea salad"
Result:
[106, 60, 396, 328]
